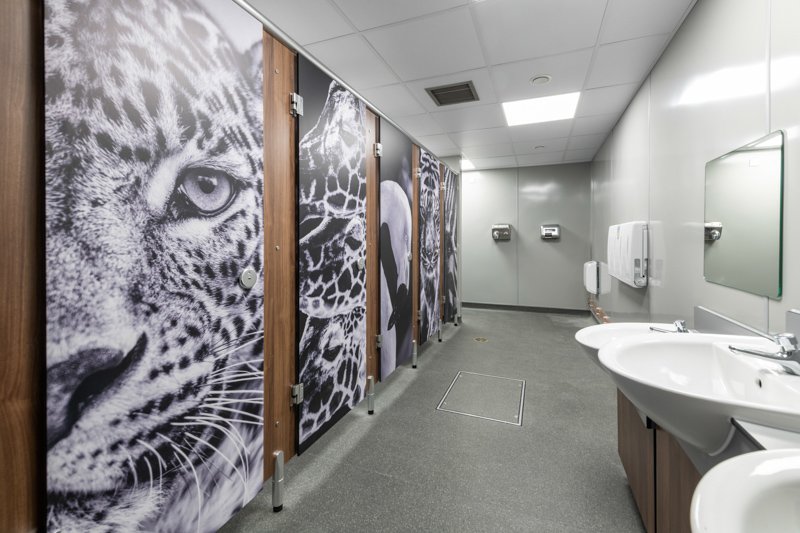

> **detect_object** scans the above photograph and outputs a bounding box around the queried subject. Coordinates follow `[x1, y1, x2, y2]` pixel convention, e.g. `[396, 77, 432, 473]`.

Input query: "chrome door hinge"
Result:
[374, 143, 383, 158]
[375, 334, 383, 350]
[291, 383, 304, 406]
[290, 92, 304, 117]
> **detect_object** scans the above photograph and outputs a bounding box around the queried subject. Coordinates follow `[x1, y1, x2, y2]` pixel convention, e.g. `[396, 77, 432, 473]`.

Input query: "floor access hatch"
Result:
[436, 371, 525, 426]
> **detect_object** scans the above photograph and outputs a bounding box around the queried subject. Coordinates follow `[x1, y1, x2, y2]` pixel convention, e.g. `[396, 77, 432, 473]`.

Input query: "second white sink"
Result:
[599, 333, 800, 454]
[691, 449, 800, 533]
[574, 322, 675, 370]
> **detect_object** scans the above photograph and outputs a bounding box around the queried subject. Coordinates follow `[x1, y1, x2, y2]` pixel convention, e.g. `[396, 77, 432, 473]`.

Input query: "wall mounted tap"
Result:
[650, 320, 690, 334]
[729, 333, 800, 375]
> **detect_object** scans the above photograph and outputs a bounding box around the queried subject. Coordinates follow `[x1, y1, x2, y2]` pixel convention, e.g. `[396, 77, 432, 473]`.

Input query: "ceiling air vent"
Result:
[425, 81, 479, 106]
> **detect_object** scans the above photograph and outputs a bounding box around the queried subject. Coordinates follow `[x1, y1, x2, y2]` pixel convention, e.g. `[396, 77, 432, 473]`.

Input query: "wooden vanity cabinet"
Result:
[618, 390, 656, 533]
[655, 427, 702, 533]
[617, 390, 701, 533]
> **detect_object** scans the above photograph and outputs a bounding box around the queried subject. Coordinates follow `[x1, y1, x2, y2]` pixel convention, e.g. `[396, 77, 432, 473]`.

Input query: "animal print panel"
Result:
[419, 149, 441, 344]
[297, 57, 368, 448]
[378, 121, 414, 380]
[44, 1, 264, 531]
[443, 166, 459, 323]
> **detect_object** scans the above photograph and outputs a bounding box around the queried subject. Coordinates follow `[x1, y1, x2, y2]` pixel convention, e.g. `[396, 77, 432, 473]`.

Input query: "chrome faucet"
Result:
[729, 333, 800, 375]
[650, 320, 690, 334]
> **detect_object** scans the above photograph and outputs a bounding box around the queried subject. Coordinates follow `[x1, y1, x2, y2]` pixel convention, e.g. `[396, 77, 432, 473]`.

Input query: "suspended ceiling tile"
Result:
[406, 68, 497, 112]
[586, 34, 669, 88]
[490, 49, 593, 102]
[516, 152, 565, 167]
[473, 0, 606, 65]
[567, 133, 607, 151]
[600, 0, 694, 44]
[393, 113, 445, 137]
[431, 103, 506, 133]
[508, 120, 573, 143]
[512, 137, 569, 155]
[360, 84, 427, 117]
[332, 0, 469, 31]
[576, 83, 639, 117]
[461, 144, 516, 159]
[365, 8, 484, 81]
[471, 155, 518, 169]
[571, 113, 618, 137]
[248, 0, 354, 45]
[415, 133, 459, 155]
[450, 127, 512, 148]
[306, 34, 399, 89]
[564, 148, 598, 161]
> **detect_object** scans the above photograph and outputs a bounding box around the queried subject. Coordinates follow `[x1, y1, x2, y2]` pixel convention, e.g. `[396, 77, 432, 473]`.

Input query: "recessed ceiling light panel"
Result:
[502, 92, 580, 127]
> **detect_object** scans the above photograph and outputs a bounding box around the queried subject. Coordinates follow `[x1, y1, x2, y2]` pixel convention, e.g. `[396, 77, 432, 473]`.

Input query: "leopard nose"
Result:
[46, 335, 147, 450]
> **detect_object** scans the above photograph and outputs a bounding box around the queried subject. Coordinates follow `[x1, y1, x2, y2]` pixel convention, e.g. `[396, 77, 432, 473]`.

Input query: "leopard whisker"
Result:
[211, 335, 264, 362]
[208, 389, 264, 396]
[158, 433, 202, 533]
[142, 455, 154, 500]
[205, 405, 263, 422]
[209, 358, 264, 375]
[175, 417, 249, 480]
[125, 451, 139, 493]
[185, 433, 249, 506]
[203, 398, 262, 407]
[208, 329, 264, 353]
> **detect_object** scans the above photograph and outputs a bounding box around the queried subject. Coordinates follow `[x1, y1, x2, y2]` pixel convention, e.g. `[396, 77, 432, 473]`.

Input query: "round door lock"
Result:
[357, 257, 366, 270]
[239, 267, 257, 289]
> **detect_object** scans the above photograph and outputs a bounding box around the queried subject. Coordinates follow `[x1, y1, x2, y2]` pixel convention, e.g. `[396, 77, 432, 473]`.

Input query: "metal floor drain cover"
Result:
[436, 371, 525, 426]
[474, 337, 488, 343]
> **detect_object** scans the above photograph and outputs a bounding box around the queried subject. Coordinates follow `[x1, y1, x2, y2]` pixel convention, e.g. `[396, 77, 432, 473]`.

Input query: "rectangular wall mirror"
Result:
[704, 131, 784, 298]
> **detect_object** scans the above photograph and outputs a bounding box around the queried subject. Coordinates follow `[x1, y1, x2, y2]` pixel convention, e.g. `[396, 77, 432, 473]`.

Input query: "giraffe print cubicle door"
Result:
[296, 56, 367, 451]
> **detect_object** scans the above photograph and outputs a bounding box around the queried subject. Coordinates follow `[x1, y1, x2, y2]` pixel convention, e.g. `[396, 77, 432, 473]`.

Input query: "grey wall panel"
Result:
[517, 164, 591, 310]
[589, 86, 651, 322]
[462, 169, 519, 305]
[588, 0, 800, 331]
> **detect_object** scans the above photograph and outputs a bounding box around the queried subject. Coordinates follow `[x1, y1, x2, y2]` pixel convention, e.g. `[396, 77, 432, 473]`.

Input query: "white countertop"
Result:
[735, 420, 800, 450]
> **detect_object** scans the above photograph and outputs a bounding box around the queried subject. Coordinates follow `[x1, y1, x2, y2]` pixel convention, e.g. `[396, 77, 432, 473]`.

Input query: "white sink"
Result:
[691, 449, 800, 533]
[574, 322, 676, 369]
[599, 334, 800, 454]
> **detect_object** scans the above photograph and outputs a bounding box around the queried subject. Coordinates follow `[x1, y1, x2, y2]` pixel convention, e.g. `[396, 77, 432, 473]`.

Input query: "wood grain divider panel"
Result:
[655, 425, 702, 533]
[365, 110, 380, 381]
[0, 1, 44, 530]
[617, 390, 655, 533]
[411, 146, 420, 347]
[263, 32, 297, 478]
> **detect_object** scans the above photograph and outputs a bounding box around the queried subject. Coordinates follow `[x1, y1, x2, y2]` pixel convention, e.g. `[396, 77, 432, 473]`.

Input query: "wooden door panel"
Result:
[263, 32, 297, 476]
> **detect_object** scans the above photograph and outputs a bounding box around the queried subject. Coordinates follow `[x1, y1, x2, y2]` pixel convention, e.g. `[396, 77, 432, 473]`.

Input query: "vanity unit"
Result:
[618, 391, 700, 533]
[576, 314, 800, 533]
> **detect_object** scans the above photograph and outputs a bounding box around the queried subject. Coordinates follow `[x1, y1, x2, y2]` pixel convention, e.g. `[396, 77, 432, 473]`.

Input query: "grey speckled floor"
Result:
[220, 308, 645, 533]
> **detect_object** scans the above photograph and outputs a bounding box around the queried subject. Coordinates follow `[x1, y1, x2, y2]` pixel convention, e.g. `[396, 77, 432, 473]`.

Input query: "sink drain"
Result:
[474, 337, 488, 343]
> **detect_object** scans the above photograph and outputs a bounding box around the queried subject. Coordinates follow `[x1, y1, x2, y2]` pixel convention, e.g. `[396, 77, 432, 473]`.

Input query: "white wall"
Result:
[463, 163, 591, 310]
[590, 0, 800, 332]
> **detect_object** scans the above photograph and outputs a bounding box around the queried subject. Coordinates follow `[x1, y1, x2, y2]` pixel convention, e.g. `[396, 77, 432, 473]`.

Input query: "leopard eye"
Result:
[174, 168, 237, 217]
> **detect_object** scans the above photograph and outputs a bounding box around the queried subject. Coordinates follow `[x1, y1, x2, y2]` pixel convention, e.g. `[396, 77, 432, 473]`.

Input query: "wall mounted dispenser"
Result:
[540, 224, 560, 240]
[491, 224, 511, 241]
[607, 221, 648, 288]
